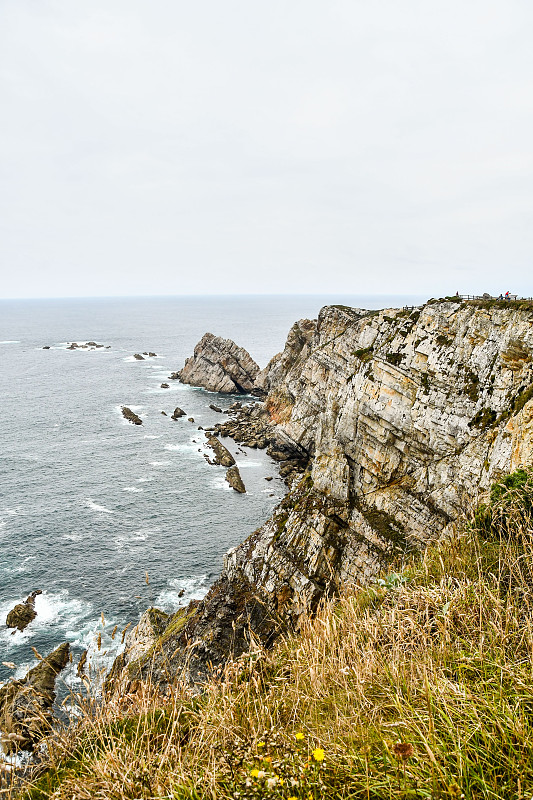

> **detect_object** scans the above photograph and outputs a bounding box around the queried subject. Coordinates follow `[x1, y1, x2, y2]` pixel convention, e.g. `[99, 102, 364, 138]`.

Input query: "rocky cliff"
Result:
[178, 332, 260, 393]
[109, 298, 533, 692]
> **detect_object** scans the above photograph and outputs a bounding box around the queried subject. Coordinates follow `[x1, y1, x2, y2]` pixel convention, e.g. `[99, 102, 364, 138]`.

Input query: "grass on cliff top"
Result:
[9, 469, 533, 800]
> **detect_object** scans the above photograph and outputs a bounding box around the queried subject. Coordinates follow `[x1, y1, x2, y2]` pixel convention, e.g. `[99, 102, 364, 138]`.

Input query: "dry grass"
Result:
[6, 469, 533, 799]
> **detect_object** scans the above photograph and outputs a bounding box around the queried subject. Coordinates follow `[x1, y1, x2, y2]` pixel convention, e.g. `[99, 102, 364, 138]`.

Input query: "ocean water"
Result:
[0, 294, 423, 693]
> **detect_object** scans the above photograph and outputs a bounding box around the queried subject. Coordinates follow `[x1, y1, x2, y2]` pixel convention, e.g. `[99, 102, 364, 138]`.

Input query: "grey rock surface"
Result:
[178, 332, 259, 393]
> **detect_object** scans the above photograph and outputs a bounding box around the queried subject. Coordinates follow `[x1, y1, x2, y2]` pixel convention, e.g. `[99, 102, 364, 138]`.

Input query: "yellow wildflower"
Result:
[312, 747, 325, 762]
[288, 797, 298, 800]
[295, 732, 305, 741]
[250, 769, 260, 779]
[257, 741, 265, 748]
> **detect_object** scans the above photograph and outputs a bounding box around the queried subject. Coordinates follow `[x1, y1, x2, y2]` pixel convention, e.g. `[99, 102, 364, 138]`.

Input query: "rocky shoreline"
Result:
[6, 297, 533, 759]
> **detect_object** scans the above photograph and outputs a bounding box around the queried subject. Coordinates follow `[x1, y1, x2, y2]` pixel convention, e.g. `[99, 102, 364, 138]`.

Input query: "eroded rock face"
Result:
[254, 318, 316, 396]
[109, 299, 533, 691]
[0, 643, 69, 753]
[178, 333, 260, 393]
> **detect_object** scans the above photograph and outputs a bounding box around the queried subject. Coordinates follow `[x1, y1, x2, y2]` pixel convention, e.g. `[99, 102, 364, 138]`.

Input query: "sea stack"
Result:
[178, 332, 259, 393]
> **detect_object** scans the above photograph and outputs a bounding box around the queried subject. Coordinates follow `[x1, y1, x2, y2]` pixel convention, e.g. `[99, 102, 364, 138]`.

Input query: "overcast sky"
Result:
[1, 0, 532, 299]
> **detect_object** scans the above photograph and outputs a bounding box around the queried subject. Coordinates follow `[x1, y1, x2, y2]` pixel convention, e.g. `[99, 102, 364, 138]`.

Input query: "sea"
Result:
[0, 294, 423, 698]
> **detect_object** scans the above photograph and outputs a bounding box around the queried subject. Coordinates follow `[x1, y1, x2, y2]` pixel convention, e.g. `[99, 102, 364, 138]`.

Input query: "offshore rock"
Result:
[178, 332, 259, 393]
[205, 434, 235, 467]
[225, 465, 246, 493]
[6, 591, 41, 632]
[122, 406, 142, 425]
[133, 353, 144, 360]
[171, 407, 186, 419]
[109, 299, 533, 691]
[0, 643, 69, 753]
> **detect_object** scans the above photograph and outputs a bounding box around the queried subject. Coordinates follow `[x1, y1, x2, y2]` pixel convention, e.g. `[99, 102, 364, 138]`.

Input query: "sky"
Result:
[1, 0, 533, 299]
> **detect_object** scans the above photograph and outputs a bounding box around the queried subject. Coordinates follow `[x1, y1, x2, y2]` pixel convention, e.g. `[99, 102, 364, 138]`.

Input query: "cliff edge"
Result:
[109, 298, 533, 691]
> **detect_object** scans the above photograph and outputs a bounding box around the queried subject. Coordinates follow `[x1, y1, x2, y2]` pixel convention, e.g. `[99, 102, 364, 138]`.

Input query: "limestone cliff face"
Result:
[178, 332, 259, 393]
[254, 318, 316, 396]
[111, 299, 533, 691]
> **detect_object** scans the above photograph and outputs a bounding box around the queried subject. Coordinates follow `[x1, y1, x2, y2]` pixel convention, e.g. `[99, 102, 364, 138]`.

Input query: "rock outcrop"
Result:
[0, 643, 69, 753]
[205, 435, 235, 467]
[178, 333, 260, 393]
[122, 407, 142, 425]
[109, 298, 533, 691]
[6, 591, 41, 632]
[171, 407, 186, 420]
[225, 465, 246, 493]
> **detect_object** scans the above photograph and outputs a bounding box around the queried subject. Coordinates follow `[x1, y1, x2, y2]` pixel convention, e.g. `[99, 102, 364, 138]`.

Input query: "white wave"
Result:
[150, 460, 172, 467]
[0, 340, 20, 344]
[236, 460, 261, 468]
[0, 591, 93, 651]
[155, 574, 210, 612]
[122, 486, 143, 492]
[165, 442, 206, 453]
[86, 499, 114, 514]
[212, 475, 232, 492]
[123, 355, 138, 362]
[137, 475, 154, 482]
[62, 532, 84, 541]
[64, 613, 126, 691]
[1, 555, 36, 574]
[115, 403, 143, 412]
[143, 435, 160, 439]
[114, 531, 148, 552]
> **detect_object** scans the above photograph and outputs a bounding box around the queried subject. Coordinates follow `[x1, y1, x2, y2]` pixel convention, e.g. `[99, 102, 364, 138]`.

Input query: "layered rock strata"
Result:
[178, 333, 260, 393]
[110, 299, 533, 692]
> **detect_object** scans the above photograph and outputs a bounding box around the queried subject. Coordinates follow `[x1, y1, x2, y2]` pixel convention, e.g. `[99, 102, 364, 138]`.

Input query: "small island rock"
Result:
[122, 407, 143, 425]
[6, 590, 42, 632]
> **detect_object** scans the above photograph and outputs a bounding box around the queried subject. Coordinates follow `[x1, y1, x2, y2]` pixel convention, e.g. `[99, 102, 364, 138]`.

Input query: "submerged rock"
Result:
[122, 407, 142, 425]
[6, 591, 42, 632]
[209, 404, 222, 413]
[178, 332, 260, 393]
[225, 465, 246, 493]
[0, 643, 69, 753]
